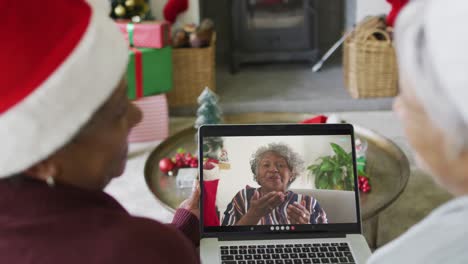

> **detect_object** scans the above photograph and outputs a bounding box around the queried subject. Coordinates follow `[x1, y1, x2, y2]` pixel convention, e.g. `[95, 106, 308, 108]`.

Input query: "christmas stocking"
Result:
[163, 0, 188, 24]
[386, 0, 409, 27]
[203, 179, 220, 226]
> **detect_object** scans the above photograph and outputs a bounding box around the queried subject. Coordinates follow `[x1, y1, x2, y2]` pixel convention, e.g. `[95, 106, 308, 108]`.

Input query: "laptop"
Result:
[199, 124, 371, 264]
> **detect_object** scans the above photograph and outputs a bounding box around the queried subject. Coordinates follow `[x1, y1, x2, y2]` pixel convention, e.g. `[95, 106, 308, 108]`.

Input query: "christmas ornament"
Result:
[109, 0, 152, 21]
[132, 16, 142, 23]
[159, 158, 175, 174]
[114, 4, 126, 17]
[159, 148, 199, 176]
[125, 0, 135, 8]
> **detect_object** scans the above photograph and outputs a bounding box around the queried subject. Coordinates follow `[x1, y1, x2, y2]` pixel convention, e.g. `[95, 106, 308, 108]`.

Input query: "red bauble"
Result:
[175, 160, 184, 169]
[159, 158, 175, 174]
[189, 157, 198, 168]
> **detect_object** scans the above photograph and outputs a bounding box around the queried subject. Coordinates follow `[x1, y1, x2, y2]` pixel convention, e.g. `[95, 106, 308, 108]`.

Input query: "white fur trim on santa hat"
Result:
[0, 1, 129, 177]
[395, 0, 468, 154]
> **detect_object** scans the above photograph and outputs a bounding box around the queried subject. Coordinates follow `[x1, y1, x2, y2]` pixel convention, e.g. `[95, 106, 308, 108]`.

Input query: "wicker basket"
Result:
[343, 20, 398, 98]
[167, 33, 216, 107]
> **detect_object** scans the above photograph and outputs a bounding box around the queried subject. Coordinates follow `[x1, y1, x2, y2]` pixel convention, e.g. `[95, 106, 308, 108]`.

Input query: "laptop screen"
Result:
[199, 124, 361, 236]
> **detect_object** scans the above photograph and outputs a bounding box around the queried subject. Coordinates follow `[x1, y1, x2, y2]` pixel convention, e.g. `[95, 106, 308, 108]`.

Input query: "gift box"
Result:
[116, 21, 171, 49]
[128, 94, 169, 142]
[127, 46, 173, 100]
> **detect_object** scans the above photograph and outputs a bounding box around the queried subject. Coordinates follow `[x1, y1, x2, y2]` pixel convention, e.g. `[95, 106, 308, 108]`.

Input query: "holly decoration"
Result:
[109, 0, 152, 21]
[159, 148, 198, 176]
[357, 163, 371, 193]
[358, 175, 371, 193]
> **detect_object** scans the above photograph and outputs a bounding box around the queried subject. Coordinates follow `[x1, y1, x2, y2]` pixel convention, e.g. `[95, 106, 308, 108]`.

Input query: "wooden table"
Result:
[144, 113, 410, 249]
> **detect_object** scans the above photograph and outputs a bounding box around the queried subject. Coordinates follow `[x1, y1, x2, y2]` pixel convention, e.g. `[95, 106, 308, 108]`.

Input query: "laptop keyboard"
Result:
[220, 242, 355, 264]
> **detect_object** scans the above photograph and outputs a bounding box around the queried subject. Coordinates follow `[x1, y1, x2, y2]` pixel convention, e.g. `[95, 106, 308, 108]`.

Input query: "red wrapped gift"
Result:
[116, 21, 171, 49]
[128, 94, 169, 142]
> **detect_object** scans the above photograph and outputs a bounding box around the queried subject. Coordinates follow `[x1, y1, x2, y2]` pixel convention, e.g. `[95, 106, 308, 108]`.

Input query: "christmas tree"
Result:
[195, 87, 223, 160]
[109, 0, 152, 21]
[195, 87, 222, 128]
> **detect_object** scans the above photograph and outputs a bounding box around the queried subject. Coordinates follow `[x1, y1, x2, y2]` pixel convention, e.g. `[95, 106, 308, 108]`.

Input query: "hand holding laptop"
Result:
[179, 180, 201, 219]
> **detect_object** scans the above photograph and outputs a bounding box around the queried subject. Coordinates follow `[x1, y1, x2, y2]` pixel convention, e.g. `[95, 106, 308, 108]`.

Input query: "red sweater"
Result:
[0, 176, 200, 264]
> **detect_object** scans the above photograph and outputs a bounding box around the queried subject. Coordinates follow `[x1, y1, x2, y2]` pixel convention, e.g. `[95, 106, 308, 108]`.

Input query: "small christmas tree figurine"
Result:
[195, 87, 223, 159]
[195, 87, 222, 128]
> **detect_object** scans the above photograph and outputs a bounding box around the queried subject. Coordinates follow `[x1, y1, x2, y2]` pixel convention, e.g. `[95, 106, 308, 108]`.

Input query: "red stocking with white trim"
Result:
[163, 0, 188, 24]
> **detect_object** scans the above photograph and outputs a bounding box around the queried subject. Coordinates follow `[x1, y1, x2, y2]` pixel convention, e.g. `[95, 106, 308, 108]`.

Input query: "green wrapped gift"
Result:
[127, 46, 173, 100]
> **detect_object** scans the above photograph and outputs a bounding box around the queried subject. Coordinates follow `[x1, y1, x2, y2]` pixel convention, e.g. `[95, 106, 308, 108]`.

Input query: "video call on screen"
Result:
[202, 135, 358, 227]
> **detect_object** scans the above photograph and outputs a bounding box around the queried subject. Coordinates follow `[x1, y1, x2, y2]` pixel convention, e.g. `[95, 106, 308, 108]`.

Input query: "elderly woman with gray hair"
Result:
[222, 143, 327, 226]
[367, 0, 468, 263]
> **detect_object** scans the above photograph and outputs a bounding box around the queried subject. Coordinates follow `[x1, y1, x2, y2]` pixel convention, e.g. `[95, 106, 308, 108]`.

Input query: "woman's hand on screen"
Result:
[287, 202, 310, 224]
[249, 190, 285, 217]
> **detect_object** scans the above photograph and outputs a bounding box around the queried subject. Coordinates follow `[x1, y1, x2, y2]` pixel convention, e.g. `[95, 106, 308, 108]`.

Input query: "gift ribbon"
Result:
[127, 23, 135, 47]
[130, 47, 143, 98]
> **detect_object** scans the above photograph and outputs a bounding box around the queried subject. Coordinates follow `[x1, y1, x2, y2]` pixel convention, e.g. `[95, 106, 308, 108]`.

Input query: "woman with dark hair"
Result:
[222, 143, 327, 226]
[0, 1, 200, 263]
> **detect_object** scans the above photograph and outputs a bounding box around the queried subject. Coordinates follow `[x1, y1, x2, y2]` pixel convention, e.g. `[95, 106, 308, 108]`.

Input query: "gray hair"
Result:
[249, 142, 304, 184]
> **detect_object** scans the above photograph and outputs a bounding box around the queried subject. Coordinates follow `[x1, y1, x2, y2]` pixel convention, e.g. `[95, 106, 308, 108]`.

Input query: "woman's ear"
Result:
[23, 159, 58, 182]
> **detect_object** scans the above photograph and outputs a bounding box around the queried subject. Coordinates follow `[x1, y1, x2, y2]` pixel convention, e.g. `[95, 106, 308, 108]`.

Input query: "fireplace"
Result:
[230, 0, 319, 72]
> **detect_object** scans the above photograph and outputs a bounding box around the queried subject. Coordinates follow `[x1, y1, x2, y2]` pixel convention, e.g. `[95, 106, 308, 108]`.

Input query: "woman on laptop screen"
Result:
[221, 143, 328, 226]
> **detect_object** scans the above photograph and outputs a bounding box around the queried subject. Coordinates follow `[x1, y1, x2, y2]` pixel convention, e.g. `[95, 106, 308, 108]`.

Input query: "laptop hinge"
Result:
[218, 232, 346, 241]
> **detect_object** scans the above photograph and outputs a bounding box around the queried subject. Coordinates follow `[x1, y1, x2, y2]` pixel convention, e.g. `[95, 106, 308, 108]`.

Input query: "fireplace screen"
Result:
[230, 0, 319, 72]
[247, 0, 306, 29]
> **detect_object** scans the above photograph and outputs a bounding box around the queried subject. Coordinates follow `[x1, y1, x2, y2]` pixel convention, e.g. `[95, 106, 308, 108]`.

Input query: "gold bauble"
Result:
[114, 5, 126, 17]
[125, 0, 135, 8]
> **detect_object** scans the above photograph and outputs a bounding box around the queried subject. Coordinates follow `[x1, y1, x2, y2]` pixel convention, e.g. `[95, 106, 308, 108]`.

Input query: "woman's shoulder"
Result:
[368, 197, 468, 264]
[102, 215, 198, 262]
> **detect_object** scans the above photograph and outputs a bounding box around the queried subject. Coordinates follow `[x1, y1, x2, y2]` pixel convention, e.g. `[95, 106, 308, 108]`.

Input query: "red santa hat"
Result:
[0, 0, 128, 177]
